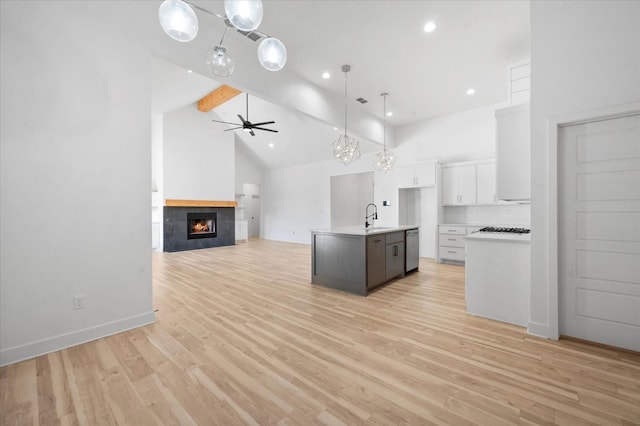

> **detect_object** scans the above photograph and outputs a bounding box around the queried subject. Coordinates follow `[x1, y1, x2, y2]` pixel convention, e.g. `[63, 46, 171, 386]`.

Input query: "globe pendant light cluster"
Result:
[373, 92, 396, 172]
[333, 65, 361, 166]
[158, 0, 287, 77]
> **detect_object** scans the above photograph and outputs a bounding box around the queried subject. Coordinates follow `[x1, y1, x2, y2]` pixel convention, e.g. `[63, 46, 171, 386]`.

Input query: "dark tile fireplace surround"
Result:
[163, 205, 235, 252]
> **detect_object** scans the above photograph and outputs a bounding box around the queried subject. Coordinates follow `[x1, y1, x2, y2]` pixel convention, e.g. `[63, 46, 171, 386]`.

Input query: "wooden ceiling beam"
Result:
[197, 84, 242, 112]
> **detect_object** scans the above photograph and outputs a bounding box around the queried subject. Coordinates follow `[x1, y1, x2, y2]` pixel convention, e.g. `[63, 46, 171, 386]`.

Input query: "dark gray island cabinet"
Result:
[311, 227, 419, 296]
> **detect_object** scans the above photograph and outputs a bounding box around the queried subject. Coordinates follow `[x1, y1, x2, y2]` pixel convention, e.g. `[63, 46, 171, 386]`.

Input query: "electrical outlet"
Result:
[73, 295, 85, 310]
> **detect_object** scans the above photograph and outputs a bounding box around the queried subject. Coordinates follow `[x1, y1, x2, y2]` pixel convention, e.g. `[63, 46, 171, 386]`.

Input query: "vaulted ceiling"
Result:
[151, 0, 530, 169]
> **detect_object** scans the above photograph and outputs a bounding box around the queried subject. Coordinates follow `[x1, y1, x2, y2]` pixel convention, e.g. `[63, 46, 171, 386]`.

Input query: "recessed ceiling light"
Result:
[187, 69, 193, 74]
[424, 21, 436, 33]
[466, 88, 475, 95]
[322, 72, 331, 79]
[333, 126, 338, 131]
[268, 143, 274, 148]
[386, 111, 393, 117]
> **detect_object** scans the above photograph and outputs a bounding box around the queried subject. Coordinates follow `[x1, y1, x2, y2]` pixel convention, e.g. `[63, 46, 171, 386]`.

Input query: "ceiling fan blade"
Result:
[252, 127, 279, 133]
[249, 129, 256, 136]
[211, 119, 241, 125]
[224, 126, 244, 131]
[249, 121, 275, 126]
[238, 114, 249, 125]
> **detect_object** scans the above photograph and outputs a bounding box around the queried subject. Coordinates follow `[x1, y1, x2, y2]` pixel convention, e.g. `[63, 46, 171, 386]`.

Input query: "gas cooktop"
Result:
[478, 226, 531, 234]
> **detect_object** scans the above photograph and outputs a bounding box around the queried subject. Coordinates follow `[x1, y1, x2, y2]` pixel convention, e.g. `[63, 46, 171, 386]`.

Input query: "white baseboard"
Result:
[527, 320, 554, 339]
[0, 311, 155, 367]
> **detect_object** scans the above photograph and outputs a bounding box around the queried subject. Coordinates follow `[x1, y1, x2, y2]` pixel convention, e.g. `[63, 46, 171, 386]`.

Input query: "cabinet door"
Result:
[386, 243, 405, 280]
[442, 167, 457, 205]
[444, 165, 476, 205]
[398, 162, 437, 188]
[458, 164, 477, 205]
[367, 236, 386, 289]
[496, 104, 530, 201]
[476, 162, 497, 204]
[397, 166, 416, 188]
[414, 162, 436, 187]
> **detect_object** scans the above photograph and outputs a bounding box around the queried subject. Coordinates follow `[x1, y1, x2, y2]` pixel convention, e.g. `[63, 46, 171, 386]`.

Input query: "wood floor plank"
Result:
[2, 239, 640, 425]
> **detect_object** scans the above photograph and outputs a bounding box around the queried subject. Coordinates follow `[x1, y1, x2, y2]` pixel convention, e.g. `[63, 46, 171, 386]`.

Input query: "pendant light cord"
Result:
[383, 94, 387, 151]
[344, 70, 348, 137]
[219, 26, 229, 45]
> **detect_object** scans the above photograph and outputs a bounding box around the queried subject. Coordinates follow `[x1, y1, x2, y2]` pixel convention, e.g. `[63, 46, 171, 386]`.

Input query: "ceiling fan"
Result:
[211, 93, 278, 136]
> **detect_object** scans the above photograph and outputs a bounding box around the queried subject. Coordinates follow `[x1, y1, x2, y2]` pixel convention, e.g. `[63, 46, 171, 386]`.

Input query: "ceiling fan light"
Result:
[224, 0, 263, 32]
[258, 37, 287, 72]
[206, 45, 236, 77]
[158, 0, 199, 42]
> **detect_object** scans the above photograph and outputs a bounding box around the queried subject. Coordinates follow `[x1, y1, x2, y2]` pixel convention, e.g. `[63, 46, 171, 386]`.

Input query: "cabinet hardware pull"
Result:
[448, 250, 456, 253]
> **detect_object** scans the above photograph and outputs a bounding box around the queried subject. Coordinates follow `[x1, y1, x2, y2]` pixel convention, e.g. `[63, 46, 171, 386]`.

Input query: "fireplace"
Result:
[163, 204, 235, 252]
[187, 212, 217, 239]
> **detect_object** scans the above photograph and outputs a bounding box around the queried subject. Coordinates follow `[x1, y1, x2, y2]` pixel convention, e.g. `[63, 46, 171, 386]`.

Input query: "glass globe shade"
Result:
[206, 46, 236, 77]
[158, 0, 199, 42]
[258, 38, 287, 72]
[224, 0, 263, 32]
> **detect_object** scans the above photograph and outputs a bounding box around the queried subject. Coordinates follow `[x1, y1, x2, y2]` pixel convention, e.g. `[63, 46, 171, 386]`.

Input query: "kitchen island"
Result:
[311, 226, 419, 296]
[465, 230, 530, 326]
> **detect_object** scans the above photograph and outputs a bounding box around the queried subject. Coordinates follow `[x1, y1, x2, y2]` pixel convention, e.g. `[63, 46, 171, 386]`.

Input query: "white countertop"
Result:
[311, 225, 418, 236]
[465, 231, 531, 243]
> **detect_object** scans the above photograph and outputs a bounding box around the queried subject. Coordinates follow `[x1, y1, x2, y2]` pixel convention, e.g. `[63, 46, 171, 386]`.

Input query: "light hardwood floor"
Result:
[1, 239, 639, 425]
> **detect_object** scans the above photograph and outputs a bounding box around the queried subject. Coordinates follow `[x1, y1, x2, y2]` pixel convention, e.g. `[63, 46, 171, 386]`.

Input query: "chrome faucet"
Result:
[365, 203, 378, 228]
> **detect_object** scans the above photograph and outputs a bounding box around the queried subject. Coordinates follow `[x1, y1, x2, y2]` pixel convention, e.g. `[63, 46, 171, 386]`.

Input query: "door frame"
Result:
[544, 101, 640, 340]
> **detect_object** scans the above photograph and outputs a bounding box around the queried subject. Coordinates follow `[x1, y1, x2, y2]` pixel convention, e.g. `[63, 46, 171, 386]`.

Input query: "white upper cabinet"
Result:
[442, 160, 499, 206]
[397, 161, 436, 188]
[442, 163, 476, 205]
[476, 161, 497, 204]
[496, 103, 530, 201]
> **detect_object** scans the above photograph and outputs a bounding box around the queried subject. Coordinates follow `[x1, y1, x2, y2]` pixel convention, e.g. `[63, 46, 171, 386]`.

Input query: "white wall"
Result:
[0, 1, 155, 366]
[262, 153, 392, 244]
[235, 137, 265, 195]
[394, 104, 501, 164]
[330, 172, 374, 228]
[530, 0, 640, 338]
[443, 204, 531, 226]
[163, 105, 235, 201]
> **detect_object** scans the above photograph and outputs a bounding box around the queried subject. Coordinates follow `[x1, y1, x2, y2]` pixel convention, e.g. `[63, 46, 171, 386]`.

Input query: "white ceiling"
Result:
[151, 0, 530, 169]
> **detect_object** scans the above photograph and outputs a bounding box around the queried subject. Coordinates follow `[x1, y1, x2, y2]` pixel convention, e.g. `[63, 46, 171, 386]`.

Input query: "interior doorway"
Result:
[243, 183, 261, 238]
[398, 187, 437, 258]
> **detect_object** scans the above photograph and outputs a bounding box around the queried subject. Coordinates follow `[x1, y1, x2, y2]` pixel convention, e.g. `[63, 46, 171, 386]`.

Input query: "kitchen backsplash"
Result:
[443, 204, 531, 226]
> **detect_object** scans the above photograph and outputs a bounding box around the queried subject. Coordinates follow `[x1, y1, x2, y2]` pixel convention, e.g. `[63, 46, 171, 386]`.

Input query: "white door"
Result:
[243, 183, 261, 238]
[558, 113, 640, 351]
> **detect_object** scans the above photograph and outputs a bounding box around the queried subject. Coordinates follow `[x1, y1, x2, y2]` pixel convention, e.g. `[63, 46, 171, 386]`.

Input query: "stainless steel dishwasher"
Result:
[405, 228, 419, 272]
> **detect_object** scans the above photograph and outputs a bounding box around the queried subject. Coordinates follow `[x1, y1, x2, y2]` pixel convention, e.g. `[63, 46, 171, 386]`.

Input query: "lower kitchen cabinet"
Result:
[366, 235, 386, 289]
[439, 225, 466, 262]
[385, 232, 405, 280]
[438, 225, 482, 263]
